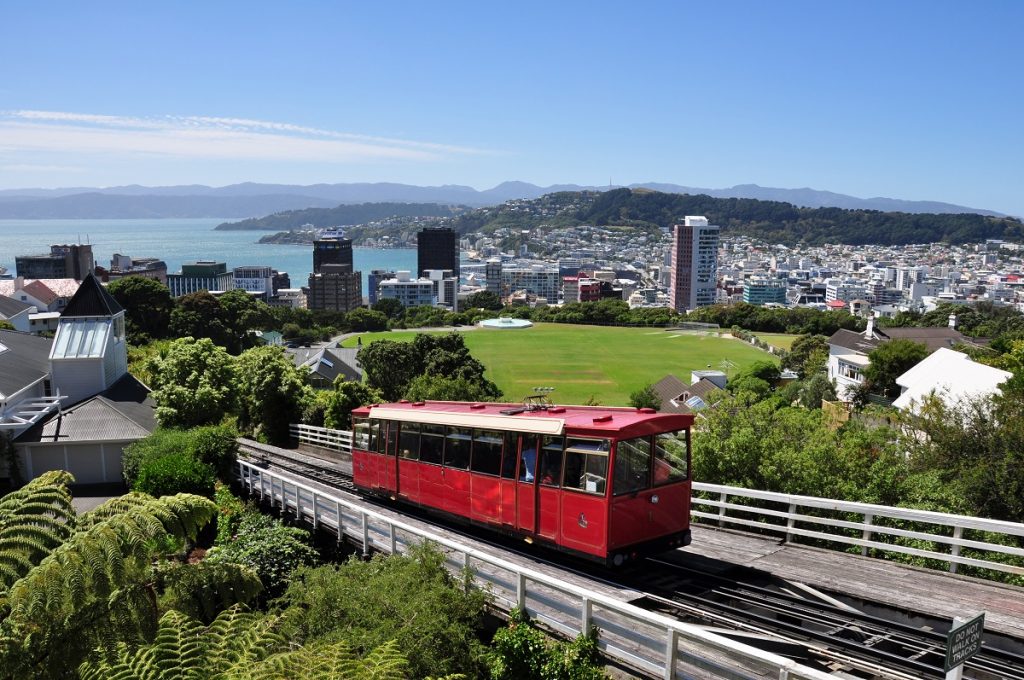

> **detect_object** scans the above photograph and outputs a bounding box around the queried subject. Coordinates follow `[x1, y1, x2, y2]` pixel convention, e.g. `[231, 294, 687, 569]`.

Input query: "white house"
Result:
[892, 348, 1011, 413]
[0, 295, 35, 332]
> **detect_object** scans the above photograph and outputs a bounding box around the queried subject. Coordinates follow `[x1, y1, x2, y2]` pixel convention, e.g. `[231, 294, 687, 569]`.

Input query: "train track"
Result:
[239, 443, 1024, 680]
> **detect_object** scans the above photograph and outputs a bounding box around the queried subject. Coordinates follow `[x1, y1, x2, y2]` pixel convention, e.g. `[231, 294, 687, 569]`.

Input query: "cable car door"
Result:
[515, 435, 538, 534]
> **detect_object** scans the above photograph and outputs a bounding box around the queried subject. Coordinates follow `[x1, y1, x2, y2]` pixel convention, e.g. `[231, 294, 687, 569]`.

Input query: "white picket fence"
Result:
[289, 423, 352, 453]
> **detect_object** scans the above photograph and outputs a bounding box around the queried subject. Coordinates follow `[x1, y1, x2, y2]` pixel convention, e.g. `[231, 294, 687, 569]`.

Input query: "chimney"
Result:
[948, 313, 957, 329]
[14, 276, 24, 290]
[864, 313, 875, 338]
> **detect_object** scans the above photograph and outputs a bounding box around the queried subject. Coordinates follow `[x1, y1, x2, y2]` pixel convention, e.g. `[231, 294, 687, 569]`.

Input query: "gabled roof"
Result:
[0, 330, 52, 399]
[827, 328, 883, 355]
[61, 273, 124, 317]
[21, 280, 59, 305]
[652, 374, 722, 415]
[16, 374, 155, 443]
[0, 295, 33, 318]
[876, 327, 968, 353]
[892, 348, 1011, 412]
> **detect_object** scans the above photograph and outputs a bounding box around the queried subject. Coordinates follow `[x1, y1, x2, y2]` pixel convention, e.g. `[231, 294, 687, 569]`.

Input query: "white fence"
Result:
[286, 424, 1024, 578]
[289, 423, 352, 453]
[236, 459, 833, 680]
[692, 482, 1024, 576]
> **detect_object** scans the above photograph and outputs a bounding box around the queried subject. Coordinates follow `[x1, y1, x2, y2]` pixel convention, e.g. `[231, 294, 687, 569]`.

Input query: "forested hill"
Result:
[215, 202, 470, 230]
[441, 189, 1024, 246]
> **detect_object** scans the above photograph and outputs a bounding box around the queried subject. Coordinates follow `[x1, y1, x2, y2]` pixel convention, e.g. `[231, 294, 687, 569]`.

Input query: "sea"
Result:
[0, 218, 417, 290]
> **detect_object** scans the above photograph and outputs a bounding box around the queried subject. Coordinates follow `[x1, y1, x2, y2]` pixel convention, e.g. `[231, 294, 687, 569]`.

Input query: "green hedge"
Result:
[135, 451, 216, 498]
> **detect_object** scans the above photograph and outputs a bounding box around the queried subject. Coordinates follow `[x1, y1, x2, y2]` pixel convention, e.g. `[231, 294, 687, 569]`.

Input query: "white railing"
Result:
[235, 459, 833, 680]
[289, 423, 352, 453]
[286, 424, 1024, 577]
[692, 482, 1024, 576]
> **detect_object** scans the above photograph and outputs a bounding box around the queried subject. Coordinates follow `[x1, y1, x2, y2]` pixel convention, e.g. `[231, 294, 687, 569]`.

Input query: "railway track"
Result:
[239, 442, 1024, 680]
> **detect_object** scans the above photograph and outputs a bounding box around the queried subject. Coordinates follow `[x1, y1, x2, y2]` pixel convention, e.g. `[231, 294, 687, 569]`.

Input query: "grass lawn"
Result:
[343, 323, 775, 406]
[754, 333, 799, 351]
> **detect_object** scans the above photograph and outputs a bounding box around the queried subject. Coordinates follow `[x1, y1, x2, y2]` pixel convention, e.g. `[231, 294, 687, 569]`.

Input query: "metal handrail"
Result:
[235, 459, 833, 680]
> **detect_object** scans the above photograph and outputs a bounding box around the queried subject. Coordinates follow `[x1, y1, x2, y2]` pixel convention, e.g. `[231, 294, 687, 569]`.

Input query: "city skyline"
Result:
[1, 2, 1022, 215]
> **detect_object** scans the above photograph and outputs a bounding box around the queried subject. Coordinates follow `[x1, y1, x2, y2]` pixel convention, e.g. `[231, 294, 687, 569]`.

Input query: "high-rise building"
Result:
[742, 278, 788, 306]
[669, 216, 720, 312]
[367, 269, 396, 305]
[307, 264, 362, 312]
[485, 258, 502, 297]
[424, 269, 459, 311]
[233, 265, 275, 301]
[313, 233, 353, 273]
[378, 271, 436, 308]
[417, 227, 459, 279]
[167, 261, 234, 297]
[16, 244, 95, 280]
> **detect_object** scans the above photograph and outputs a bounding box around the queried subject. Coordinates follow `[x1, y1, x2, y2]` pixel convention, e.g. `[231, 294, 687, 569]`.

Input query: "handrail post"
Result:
[390, 523, 397, 554]
[311, 492, 318, 530]
[950, 525, 963, 573]
[581, 596, 591, 635]
[361, 512, 370, 557]
[718, 491, 728, 527]
[517, 572, 527, 609]
[664, 628, 677, 679]
[335, 500, 343, 543]
[785, 503, 797, 543]
[861, 513, 874, 556]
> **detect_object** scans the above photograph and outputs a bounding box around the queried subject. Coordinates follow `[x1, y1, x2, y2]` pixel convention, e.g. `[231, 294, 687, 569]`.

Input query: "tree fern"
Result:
[232, 638, 410, 680]
[157, 561, 262, 623]
[0, 470, 76, 595]
[0, 493, 217, 678]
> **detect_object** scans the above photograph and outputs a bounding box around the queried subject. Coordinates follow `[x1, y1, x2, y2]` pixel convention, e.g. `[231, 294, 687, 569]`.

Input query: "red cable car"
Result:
[350, 399, 693, 566]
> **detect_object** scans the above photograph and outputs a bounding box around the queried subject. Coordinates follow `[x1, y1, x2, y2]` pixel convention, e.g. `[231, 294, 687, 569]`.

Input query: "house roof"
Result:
[876, 327, 968, 353]
[21, 280, 59, 305]
[652, 374, 721, 414]
[307, 347, 361, 383]
[0, 295, 33, 318]
[61, 273, 124, 317]
[17, 374, 156, 444]
[892, 347, 1011, 412]
[0, 330, 52, 399]
[827, 328, 883, 355]
[0, 279, 80, 304]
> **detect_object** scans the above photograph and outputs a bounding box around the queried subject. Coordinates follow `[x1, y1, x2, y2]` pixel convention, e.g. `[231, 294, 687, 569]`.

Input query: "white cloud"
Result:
[0, 110, 487, 163]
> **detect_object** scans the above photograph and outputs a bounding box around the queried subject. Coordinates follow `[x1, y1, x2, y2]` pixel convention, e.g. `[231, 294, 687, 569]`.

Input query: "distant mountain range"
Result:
[0, 181, 1004, 219]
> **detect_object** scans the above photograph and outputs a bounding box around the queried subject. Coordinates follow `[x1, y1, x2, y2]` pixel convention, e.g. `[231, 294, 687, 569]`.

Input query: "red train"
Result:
[350, 399, 693, 566]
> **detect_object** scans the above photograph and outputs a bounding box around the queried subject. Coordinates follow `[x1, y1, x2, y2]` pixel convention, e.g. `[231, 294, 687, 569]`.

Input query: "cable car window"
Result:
[519, 436, 537, 483]
[653, 430, 689, 485]
[419, 423, 445, 465]
[613, 437, 652, 495]
[444, 427, 472, 470]
[501, 433, 519, 479]
[353, 417, 370, 450]
[470, 430, 503, 476]
[368, 420, 381, 453]
[539, 436, 564, 487]
[562, 439, 609, 495]
[398, 422, 420, 460]
[385, 421, 398, 456]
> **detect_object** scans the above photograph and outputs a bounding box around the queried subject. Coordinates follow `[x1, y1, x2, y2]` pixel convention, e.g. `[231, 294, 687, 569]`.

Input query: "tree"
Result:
[347, 307, 389, 332]
[107, 276, 174, 342]
[783, 334, 829, 379]
[323, 380, 384, 430]
[464, 290, 503, 311]
[234, 346, 311, 445]
[219, 288, 272, 354]
[170, 291, 230, 346]
[371, 296, 406, 320]
[0, 320, 15, 331]
[797, 373, 837, 408]
[149, 337, 236, 428]
[864, 339, 930, 400]
[404, 374, 499, 402]
[0, 472, 223, 679]
[358, 339, 424, 401]
[628, 383, 660, 410]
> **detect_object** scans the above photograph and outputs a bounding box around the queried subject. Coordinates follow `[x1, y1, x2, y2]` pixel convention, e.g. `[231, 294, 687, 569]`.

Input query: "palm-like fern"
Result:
[0, 470, 76, 596]
[230, 638, 410, 680]
[0, 491, 217, 679]
[157, 561, 263, 623]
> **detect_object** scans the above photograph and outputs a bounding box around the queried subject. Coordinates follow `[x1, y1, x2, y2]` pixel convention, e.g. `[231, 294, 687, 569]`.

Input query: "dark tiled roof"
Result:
[0, 295, 33, 318]
[0, 330, 52, 398]
[877, 327, 968, 353]
[61, 273, 124, 317]
[17, 374, 155, 444]
[652, 375, 722, 414]
[309, 348, 361, 384]
[827, 328, 882, 355]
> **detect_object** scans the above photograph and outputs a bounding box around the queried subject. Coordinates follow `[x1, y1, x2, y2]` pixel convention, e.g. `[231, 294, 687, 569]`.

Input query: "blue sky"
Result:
[1, 1, 1022, 215]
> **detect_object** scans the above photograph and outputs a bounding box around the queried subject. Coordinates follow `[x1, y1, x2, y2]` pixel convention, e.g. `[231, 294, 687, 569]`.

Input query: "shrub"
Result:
[122, 428, 193, 486]
[190, 424, 239, 479]
[489, 608, 607, 680]
[214, 482, 248, 545]
[135, 452, 216, 498]
[207, 511, 318, 597]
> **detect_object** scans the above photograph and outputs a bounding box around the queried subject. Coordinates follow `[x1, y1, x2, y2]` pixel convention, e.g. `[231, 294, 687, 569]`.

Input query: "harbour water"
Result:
[0, 218, 417, 289]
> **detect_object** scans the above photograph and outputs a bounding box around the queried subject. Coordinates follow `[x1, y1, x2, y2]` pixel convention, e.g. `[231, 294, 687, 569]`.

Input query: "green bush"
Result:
[122, 428, 193, 486]
[135, 452, 216, 498]
[123, 426, 238, 489]
[489, 608, 606, 680]
[214, 482, 248, 545]
[207, 511, 318, 597]
[190, 424, 239, 479]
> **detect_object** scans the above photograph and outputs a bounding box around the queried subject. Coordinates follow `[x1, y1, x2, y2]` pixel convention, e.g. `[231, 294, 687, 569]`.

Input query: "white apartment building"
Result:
[233, 265, 274, 301]
[501, 264, 560, 302]
[378, 271, 436, 308]
[824, 278, 868, 303]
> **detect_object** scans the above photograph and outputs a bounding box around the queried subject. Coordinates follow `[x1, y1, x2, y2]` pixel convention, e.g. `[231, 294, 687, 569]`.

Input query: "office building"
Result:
[233, 265, 275, 301]
[378, 271, 436, 308]
[306, 264, 362, 312]
[107, 254, 168, 284]
[313, 233, 353, 273]
[824, 278, 869, 304]
[16, 244, 95, 280]
[501, 264, 560, 302]
[485, 258, 502, 297]
[167, 261, 234, 297]
[367, 269, 396, 305]
[669, 216, 720, 313]
[271, 270, 291, 294]
[417, 227, 459, 279]
[742, 278, 788, 306]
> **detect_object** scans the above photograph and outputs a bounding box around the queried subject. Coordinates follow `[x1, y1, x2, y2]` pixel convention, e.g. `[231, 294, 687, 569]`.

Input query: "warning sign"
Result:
[944, 613, 985, 672]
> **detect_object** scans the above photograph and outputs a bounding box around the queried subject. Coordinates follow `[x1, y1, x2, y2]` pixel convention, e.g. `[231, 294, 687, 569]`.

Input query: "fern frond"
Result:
[232, 639, 410, 680]
[0, 470, 76, 593]
[158, 562, 262, 624]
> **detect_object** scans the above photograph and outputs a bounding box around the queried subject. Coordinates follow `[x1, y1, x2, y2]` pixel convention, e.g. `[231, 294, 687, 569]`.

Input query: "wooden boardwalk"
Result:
[682, 526, 1024, 640]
